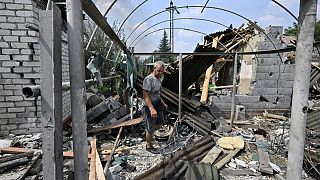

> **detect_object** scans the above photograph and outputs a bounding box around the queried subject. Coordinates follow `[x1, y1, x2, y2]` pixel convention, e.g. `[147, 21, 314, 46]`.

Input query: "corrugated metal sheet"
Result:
[162, 45, 222, 93]
[306, 110, 320, 131]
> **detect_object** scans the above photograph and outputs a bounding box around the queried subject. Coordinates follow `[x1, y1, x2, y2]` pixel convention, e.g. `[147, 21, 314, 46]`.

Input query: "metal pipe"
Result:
[85, 0, 117, 50]
[286, 0, 317, 180]
[178, 53, 182, 122]
[230, 52, 238, 127]
[22, 76, 121, 97]
[66, 0, 88, 179]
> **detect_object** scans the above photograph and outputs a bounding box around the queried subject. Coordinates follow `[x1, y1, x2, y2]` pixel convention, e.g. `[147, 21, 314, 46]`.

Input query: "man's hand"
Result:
[163, 103, 168, 110]
[150, 107, 157, 118]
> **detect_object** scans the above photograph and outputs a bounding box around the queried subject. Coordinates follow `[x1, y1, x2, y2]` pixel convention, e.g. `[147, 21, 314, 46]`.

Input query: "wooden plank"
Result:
[214, 149, 240, 169]
[18, 153, 41, 180]
[0, 152, 33, 163]
[255, 135, 273, 174]
[89, 136, 97, 180]
[200, 146, 222, 164]
[0, 147, 33, 154]
[63, 151, 93, 159]
[200, 65, 213, 104]
[104, 127, 123, 174]
[95, 149, 106, 180]
[88, 117, 143, 134]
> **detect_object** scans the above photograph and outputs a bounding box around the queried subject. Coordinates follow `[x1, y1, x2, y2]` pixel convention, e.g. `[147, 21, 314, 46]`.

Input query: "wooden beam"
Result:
[95, 148, 106, 180]
[104, 127, 123, 174]
[214, 149, 240, 169]
[0, 147, 33, 154]
[88, 117, 143, 134]
[200, 146, 222, 164]
[89, 136, 97, 180]
[255, 135, 273, 174]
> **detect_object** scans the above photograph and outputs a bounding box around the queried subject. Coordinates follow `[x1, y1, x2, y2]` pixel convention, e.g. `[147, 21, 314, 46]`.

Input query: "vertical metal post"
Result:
[287, 0, 317, 179]
[170, 1, 174, 52]
[178, 53, 182, 121]
[66, 0, 89, 179]
[230, 52, 238, 128]
[40, 4, 63, 180]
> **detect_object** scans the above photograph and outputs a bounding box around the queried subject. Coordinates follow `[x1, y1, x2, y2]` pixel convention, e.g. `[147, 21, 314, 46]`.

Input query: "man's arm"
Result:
[160, 98, 168, 110]
[143, 90, 157, 118]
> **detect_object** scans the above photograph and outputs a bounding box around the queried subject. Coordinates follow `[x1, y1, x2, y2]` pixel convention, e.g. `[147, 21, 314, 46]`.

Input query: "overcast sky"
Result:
[92, 0, 318, 54]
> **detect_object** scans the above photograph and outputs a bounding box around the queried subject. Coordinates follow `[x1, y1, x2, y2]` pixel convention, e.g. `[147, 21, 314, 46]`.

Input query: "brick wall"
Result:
[0, 0, 71, 136]
[210, 26, 294, 118]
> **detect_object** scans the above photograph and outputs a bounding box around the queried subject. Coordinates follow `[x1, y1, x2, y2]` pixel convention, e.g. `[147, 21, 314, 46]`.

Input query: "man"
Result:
[142, 61, 168, 151]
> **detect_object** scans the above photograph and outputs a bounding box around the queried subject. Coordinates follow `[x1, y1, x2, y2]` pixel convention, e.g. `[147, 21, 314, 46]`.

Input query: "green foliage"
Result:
[285, 21, 320, 41]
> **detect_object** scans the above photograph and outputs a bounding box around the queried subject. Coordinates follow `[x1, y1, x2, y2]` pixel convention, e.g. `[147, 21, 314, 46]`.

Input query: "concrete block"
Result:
[0, 29, 11, 35]
[258, 41, 282, 50]
[16, 112, 34, 118]
[278, 88, 292, 95]
[0, 16, 6, 22]
[9, 118, 27, 124]
[1, 0, 13, 3]
[6, 3, 23, 9]
[4, 85, 21, 90]
[0, 3, 5, 9]
[15, 0, 33, 4]
[0, 79, 12, 84]
[280, 64, 295, 73]
[265, 72, 280, 80]
[10, 129, 28, 135]
[7, 16, 25, 23]
[264, 88, 279, 95]
[20, 36, 38, 42]
[16, 10, 34, 17]
[0, 10, 15, 16]
[2, 73, 21, 79]
[280, 73, 294, 81]
[20, 49, 33, 54]
[0, 55, 10, 60]
[0, 120, 8, 125]
[257, 53, 283, 59]
[255, 73, 267, 80]
[276, 102, 291, 109]
[0, 42, 10, 48]
[12, 30, 26, 36]
[0, 130, 10, 136]
[8, 107, 25, 112]
[13, 55, 30, 60]
[12, 79, 30, 84]
[0, 124, 17, 130]
[15, 101, 33, 107]
[13, 67, 32, 73]
[2, 49, 19, 55]
[0, 90, 13, 96]
[18, 123, 36, 129]
[2, 61, 19, 67]
[11, 42, 28, 48]
[17, 23, 29, 30]
[13, 89, 23, 95]
[23, 73, 40, 78]
[22, 61, 40, 67]
[6, 96, 23, 101]
[0, 67, 11, 73]
[261, 80, 276, 88]
[0, 108, 6, 113]
[27, 30, 38, 37]
[24, 4, 33, 10]
[285, 81, 294, 88]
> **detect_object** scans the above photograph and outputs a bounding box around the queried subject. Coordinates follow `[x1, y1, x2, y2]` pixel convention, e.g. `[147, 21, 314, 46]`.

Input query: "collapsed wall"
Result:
[0, 0, 71, 135]
[210, 26, 295, 118]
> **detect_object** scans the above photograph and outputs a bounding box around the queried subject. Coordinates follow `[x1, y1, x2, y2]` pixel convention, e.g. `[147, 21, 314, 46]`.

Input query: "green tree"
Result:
[285, 21, 320, 41]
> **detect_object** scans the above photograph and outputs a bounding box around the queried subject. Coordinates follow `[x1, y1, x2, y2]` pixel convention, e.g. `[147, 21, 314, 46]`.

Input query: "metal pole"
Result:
[85, 0, 117, 50]
[40, 4, 63, 180]
[230, 52, 238, 127]
[169, 1, 173, 52]
[286, 0, 317, 180]
[178, 53, 182, 122]
[66, 0, 88, 179]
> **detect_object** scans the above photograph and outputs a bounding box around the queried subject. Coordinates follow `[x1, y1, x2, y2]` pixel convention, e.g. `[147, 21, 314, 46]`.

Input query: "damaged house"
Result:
[0, 0, 319, 180]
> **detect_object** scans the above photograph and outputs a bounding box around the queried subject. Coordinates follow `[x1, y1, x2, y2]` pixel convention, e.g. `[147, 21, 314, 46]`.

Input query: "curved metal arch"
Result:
[129, 17, 258, 63]
[133, 27, 217, 48]
[271, 0, 298, 21]
[125, 5, 282, 61]
[117, 0, 149, 33]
